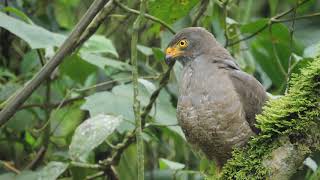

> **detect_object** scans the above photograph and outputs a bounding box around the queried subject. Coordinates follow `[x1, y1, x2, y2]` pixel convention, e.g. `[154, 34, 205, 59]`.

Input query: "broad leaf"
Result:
[159, 158, 185, 170]
[137, 44, 153, 56]
[0, 12, 65, 49]
[80, 35, 118, 58]
[59, 54, 97, 83]
[37, 161, 68, 180]
[69, 114, 122, 161]
[79, 52, 131, 71]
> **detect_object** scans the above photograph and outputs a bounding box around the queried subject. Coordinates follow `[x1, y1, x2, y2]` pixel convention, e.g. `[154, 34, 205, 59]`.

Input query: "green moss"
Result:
[220, 58, 320, 180]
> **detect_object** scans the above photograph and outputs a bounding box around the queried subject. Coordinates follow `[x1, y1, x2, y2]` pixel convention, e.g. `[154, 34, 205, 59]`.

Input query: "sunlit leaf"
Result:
[80, 35, 118, 58]
[137, 44, 153, 56]
[79, 52, 131, 71]
[159, 158, 185, 170]
[69, 114, 122, 161]
[0, 12, 65, 49]
[37, 161, 68, 180]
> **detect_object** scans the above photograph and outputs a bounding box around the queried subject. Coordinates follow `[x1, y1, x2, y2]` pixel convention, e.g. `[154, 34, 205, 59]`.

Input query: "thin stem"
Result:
[223, 0, 229, 47]
[24, 48, 52, 170]
[24, 146, 46, 170]
[227, 0, 311, 47]
[0, 160, 20, 174]
[115, 0, 176, 34]
[191, 0, 209, 26]
[268, 23, 287, 78]
[86, 171, 105, 180]
[75, 0, 116, 49]
[273, 12, 320, 23]
[99, 62, 175, 168]
[17, 96, 84, 110]
[131, 0, 146, 179]
[286, 1, 298, 93]
[70, 161, 102, 169]
[0, 0, 110, 127]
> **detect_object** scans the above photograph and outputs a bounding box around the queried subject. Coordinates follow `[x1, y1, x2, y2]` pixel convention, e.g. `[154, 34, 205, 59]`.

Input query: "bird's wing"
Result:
[227, 68, 268, 133]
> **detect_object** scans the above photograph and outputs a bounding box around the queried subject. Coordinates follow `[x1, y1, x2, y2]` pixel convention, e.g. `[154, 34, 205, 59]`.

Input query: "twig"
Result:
[25, 48, 52, 170]
[286, 1, 298, 93]
[227, 0, 311, 47]
[75, 75, 159, 92]
[0, 160, 20, 174]
[268, 23, 287, 77]
[131, 0, 146, 179]
[75, 0, 117, 49]
[86, 171, 105, 180]
[70, 161, 102, 169]
[0, 0, 110, 127]
[114, 0, 176, 34]
[24, 146, 46, 170]
[272, 12, 320, 23]
[99, 61, 175, 168]
[17, 96, 84, 110]
[222, 0, 229, 47]
[191, 0, 209, 26]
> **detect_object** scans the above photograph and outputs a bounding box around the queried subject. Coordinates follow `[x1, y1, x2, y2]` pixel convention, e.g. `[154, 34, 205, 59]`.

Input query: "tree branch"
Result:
[227, 0, 311, 47]
[221, 58, 320, 179]
[191, 0, 209, 26]
[0, 0, 110, 127]
[114, 0, 176, 34]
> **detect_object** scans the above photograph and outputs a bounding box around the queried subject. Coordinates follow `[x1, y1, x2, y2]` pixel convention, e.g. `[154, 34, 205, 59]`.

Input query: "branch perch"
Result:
[221, 58, 320, 179]
[0, 0, 111, 127]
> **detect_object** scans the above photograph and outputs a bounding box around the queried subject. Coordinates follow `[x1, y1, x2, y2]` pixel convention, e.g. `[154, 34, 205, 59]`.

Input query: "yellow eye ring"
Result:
[178, 40, 188, 48]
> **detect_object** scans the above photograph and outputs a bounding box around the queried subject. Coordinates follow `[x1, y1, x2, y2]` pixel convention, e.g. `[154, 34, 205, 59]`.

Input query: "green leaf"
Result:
[137, 44, 153, 56]
[159, 158, 185, 170]
[59, 54, 97, 84]
[69, 114, 122, 161]
[0, 12, 65, 49]
[240, 19, 268, 34]
[80, 35, 118, 58]
[1, 7, 33, 24]
[50, 102, 85, 147]
[54, 0, 80, 29]
[79, 52, 131, 71]
[152, 47, 166, 62]
[37, 161, 68, 180]
[16, 171, 38, 180]
[20, 50, 40, 74]
[268, 0, 279, 16]
[249, 23, 303, 92]
[148, 0, 198, 32]
[6, 110, 36, 132]
[149, 0, 198, 25]
[0, 83, 20, 102]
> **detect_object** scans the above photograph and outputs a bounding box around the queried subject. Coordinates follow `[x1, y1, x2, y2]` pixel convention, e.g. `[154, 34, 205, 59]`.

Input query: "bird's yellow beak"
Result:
[165, 46, 182, 64]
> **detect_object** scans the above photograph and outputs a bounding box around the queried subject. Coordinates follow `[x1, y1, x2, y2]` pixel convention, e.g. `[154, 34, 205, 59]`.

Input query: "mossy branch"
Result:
[221, 57, 320, 179]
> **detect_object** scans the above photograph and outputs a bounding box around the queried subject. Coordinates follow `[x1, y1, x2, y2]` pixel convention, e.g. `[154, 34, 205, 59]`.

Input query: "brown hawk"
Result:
[165, 27, 267, 167]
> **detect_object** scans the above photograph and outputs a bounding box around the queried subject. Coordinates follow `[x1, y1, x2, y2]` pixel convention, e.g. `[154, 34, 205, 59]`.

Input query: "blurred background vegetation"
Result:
[0, 0, 320, 179]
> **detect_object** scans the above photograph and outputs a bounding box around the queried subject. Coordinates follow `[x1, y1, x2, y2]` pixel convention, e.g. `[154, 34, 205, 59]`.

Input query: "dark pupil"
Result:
[180, 41, 185, 46]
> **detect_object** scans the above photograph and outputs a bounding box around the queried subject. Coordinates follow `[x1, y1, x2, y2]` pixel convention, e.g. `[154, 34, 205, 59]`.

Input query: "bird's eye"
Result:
[178, 40, 188, 48]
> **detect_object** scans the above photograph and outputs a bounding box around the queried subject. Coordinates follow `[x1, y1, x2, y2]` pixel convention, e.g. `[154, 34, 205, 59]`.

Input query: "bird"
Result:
[165, 27, 268, 168]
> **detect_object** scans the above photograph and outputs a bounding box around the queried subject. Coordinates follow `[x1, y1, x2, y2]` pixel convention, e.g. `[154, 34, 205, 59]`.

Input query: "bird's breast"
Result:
[177, 60, 254, 163]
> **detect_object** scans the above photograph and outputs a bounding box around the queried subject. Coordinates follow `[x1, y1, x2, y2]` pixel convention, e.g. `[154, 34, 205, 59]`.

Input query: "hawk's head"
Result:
[165, 27, 220, 65]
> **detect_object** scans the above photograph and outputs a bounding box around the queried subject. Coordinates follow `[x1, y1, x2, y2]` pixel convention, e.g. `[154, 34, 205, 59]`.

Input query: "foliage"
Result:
[0, 0, 320, 179]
